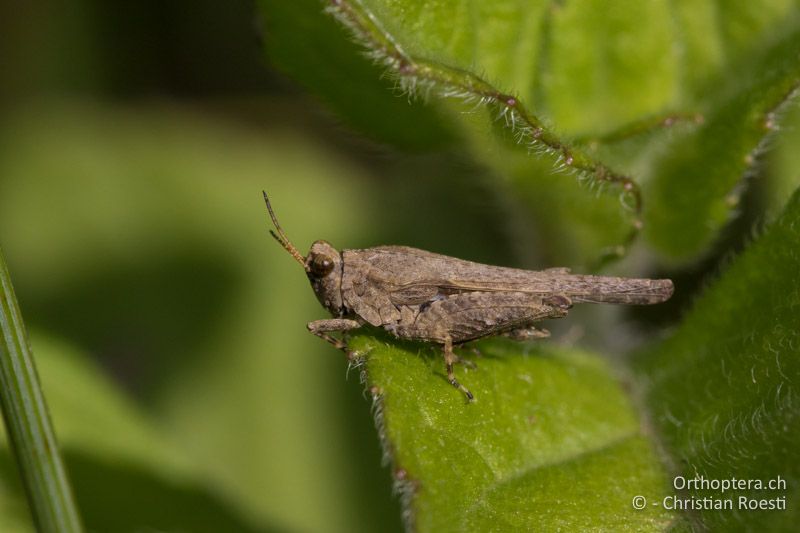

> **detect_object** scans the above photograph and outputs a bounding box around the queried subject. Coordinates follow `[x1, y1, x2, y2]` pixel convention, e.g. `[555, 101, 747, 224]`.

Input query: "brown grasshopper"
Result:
[264, 192, 673, 400]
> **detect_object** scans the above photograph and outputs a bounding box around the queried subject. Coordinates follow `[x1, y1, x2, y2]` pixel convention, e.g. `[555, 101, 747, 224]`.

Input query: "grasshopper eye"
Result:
[309, 254, 334, 277]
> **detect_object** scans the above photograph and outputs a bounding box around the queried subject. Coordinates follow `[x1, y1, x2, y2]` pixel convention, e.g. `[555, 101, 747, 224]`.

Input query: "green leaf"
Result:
[351, 335, 673, 532]
[260, 0, 800, 266]
[669, 0, 798, 93]
[346, 0, 680, 134]
[456, 122, 632, 268]
[768, 100, 800, 217]
[539, 0, 679, 135]
[644, 26, 800, 259]
[637, 187, 800, 530]
[258, 0, 654, 265]
[257, 0, 455, 150]
[251, 4, 800, 529]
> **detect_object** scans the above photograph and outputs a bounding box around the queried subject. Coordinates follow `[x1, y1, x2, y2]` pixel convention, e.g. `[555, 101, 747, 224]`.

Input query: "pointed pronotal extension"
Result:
[570, 277, 674, 305]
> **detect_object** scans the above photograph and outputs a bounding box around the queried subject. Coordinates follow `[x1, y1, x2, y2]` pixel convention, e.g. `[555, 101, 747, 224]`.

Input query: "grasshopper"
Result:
[264, 192, 673, 400]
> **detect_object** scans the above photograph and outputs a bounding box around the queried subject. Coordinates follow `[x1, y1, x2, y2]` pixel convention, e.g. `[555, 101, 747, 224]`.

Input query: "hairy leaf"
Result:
[257, 0, 454, 149]
[638, 188, 800, 530]
[260, 0, 800, 266]
[644, 26, 800, 259]
[768, 100, 800, 218]
[254, 2, 800, 530]
[351, 335, 673, 532]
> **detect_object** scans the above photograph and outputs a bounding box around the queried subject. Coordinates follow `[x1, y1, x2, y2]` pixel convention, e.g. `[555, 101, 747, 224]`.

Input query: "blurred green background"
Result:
[1, 0, 799, 531]
[0, 1, 515, 531]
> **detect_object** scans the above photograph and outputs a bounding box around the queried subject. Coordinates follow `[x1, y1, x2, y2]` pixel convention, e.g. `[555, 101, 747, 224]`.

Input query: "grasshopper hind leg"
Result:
[444, 336, 474, 401]
[502, 325, 550, 341]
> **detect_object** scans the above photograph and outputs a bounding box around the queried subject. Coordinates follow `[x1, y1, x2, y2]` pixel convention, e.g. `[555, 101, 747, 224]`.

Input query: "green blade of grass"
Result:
[0, 247, 83, 533]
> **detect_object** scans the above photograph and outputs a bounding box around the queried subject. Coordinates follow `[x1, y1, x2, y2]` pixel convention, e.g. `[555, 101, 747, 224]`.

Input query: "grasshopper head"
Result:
[263, 192, 344, 316]
[305, 240, 344, 315]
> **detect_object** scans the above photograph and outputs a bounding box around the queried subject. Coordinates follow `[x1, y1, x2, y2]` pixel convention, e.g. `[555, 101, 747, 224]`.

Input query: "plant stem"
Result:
[0, 246, 83, 532]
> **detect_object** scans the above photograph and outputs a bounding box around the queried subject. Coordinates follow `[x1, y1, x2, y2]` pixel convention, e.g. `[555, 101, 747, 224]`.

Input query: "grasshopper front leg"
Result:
[307, 318, 363, 360]
[444, 336, 474, 402]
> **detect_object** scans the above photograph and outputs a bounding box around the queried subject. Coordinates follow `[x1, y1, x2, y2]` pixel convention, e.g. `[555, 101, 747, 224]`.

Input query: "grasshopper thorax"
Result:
[306, 240, 344, 316]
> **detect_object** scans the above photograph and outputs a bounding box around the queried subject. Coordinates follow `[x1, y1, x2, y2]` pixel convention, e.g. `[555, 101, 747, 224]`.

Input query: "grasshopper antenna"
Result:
[263, 191, 307, 269]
